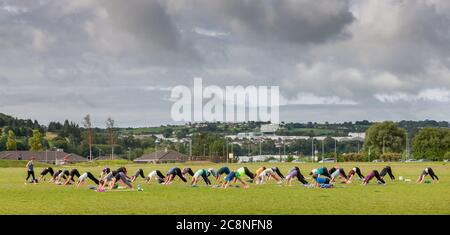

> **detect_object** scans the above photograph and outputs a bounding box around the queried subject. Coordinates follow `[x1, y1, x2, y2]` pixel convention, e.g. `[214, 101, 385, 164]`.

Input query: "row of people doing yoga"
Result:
[33, 164, 439, 190]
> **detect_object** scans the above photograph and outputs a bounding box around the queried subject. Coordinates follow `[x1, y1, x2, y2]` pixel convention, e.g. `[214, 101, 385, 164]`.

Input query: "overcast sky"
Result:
[1, 0, 450, 127]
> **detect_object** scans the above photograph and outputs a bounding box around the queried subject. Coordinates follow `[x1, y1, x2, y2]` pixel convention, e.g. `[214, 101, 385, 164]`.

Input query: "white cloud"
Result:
[281, 93, 357, 105]
[193, 27, 229, 38]
[375, 88, 450, 103]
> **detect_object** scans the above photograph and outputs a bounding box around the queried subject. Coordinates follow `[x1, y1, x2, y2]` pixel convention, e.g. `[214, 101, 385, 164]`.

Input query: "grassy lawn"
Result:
[0, 161, 449, 215]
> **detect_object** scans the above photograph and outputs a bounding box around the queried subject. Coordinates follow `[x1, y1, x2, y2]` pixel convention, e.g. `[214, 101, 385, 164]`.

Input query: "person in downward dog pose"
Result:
[328, 167, 350, 183]
[182, 167, 195, 178]
[255, 167, 283, 185]
[348, 167, 365, 180]
[221, 170, 249, 189]
[416, 167, 439, 184]
[363, 170, 385, 185]
[164, 167, 187, 184]
[145, 170, 166, 184]
[312, 174, 334, 188]
[38, 167, 54, 182]
[130, 169, 145, 182]
[235, 167, 255, 182]
[52, 169, 70, 184]
[63, 168, 81, 185]
[309, 166, 332, 179]
[379, 166, 395, 181]
[285, 167, 308, 185]
[76, 172, 100, 187]
[214, 166, 231, 182]
[99, 170, 133, 190]
[191, 169, 212, 186]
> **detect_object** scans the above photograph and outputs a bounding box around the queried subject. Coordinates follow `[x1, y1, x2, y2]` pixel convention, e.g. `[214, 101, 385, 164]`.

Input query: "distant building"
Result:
[0, 151, 87, 164]
[237, 155, 290, 163]
[260, 124, 280, 134]
[133, 150, 187, 164]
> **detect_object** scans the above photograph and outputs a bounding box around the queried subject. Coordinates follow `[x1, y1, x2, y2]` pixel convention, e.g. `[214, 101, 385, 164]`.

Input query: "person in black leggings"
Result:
[53, 169, 70, 184]
[379, 166, 395, 181]
[63, 168, 81, 185]
[182, 167, 195, 177]
[131, 169, 145, 182]
[417, 167, 439, 183]
[348, 167, 365, 180]
[164, 167, 187, 184]
[76, 172, 100, 187]
[271, 167, 285, 179]
[38, 167, 54, 182]
[285, 167, 308, 185]
[25, 158, 36, 183]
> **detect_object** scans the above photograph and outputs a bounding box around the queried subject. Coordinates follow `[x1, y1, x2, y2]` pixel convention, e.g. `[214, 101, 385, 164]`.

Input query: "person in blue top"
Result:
[164, 167, 187, 185]
[25, 157, 36, 183]
[312, 174, 333, 188]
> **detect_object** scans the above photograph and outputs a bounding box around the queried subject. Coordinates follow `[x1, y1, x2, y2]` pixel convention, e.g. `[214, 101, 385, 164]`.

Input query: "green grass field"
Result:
[0, 161, 449, 215]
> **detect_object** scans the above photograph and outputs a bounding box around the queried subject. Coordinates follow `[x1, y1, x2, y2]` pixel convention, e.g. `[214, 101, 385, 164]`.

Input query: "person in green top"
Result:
[235, 167, 255, 182]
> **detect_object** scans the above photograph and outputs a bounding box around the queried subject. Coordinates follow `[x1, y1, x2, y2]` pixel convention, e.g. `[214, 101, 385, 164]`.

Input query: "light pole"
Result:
[259, 139, 262, 156]
[128, 147, 131, 162]
[321, 139, 324, 162]
[382, 136, 386, 155]
[334, 138, 337, 163]
[311, 137, 314, 162]
[189, 138, 192, 159]
[155, 139, 159, 159]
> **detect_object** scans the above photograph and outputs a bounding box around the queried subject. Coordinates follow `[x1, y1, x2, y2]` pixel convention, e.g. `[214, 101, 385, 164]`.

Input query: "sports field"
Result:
[0, 161, 449, 215]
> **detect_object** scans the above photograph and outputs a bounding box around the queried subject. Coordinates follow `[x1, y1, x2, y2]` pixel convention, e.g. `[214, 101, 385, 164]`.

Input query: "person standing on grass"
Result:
[25, 157, 36, 183]
[379, 166, 395, 181]
[38, 167, 54, 182]
[348, 167, 365, 180]
[164, 167, 187, 184]
[285, 166, 308, 185]
[417, 167, 439, 184]
[221, 171, 249, 189]
[363, 170, 385, 185]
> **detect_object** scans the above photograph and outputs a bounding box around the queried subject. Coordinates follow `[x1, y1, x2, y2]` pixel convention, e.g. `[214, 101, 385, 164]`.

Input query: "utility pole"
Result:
[128, 147, 131, 162]
[311, 137, 314, 162]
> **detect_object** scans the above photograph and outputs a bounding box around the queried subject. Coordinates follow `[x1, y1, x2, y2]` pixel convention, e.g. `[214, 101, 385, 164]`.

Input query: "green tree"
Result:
[28, 129, 43, 151]
[363, 121, 406, 159]
[6, 130, 17, 150]
[412, 128, 450, 161]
